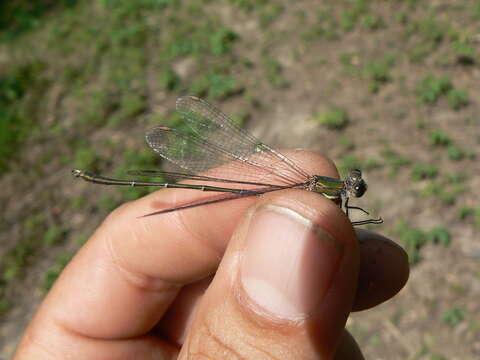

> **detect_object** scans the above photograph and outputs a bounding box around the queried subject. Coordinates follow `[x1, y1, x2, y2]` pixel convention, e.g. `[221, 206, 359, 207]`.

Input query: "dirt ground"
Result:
[1, 1, 479, 359]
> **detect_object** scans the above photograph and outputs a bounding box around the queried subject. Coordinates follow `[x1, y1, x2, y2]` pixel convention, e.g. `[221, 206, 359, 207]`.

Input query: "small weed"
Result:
[447, 89, 469, 110]
[0, 62, 46, 174]
[190, 72, 242, 99]
[1, 213, 47, 284]
[338, 155, 364, 177]
[209, 28, 238, 56]
[395, 220, 428, 265]
[362, 58, 393, 93]
[475, 207, 480, 227]
[429, 129, 451, 147]
[406, 17, 444, 62]
[361, 14, 385, 31]
[416, 75, 452, 104]
[108, 93, 147, 126]
[458, 206, 474, 220]
[411, 164, 439, 181]
[74, 147, 101, 171]
[429, 355, 447, 360]
[43, 225, 67, 246]
[381, 149, 410, 174]
[427, 227, 450, 247]
[75, 234, 90, 245]
[452, 40, 476, 65]
[302, 9, 339, 41]
[259, 3, 284, 28]
[0, 1, 79, 41]
[442, 307, 465, 327]
[340, 0, 368, 32]
[98, 194, 121, 212]
[41, 252, 73, 293]
[69, 196, 87, 209]
[419, 176, 465, 206]
[396, 222, 451, 264]
[447, 145, 466, 160]
[314, 108, 349, 130]
[0, 298, 11, 315]
[262, 57, 289, 89]
[159, 67, 181, 91]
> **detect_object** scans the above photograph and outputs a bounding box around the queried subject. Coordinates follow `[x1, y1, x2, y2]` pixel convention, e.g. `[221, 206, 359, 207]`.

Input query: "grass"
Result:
[429, 129, 452, 147]
[411, 163, 438, 181]
[418, 173, 466, 206]
[395, 221, 451, 265]
[262, 56, 289, 89]
[41, 252, 73, 293]
[0, 62, 47, 174]
[0, 0, 79, 41]
[159, 67, 181, 91]
[381, 149, 411, 175]
[406, 17, 445, 63]
[190, 72, 242, 99]
[0, 212, 63, 296]
[313, 108, 349, 130]
[447, 145, 466, 160]
[416, 75, 452, 105]
[442, 307, 465, 327]
[447, 89, 469, 109]
[416, 75, 470, 110]
[362, 57, 394, 93]
[457, 206, 480, 227]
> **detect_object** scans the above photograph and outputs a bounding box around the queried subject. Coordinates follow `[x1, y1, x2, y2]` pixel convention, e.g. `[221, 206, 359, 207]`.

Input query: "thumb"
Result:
[179, 190, 360, 359]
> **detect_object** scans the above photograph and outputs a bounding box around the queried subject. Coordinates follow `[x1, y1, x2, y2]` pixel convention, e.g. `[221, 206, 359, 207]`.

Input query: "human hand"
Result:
[15, 151, 409, 359]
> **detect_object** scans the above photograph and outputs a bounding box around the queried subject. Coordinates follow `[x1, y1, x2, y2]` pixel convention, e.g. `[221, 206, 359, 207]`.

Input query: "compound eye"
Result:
[354, 181, 367, 197]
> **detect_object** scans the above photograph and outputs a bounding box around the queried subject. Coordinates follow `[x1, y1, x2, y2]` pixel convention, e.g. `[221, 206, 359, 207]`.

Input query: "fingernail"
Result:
[240, 205, 343, 320]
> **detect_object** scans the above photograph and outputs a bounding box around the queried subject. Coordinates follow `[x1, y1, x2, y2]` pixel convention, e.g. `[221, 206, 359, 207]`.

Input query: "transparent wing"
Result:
[145, 96, 310, 185]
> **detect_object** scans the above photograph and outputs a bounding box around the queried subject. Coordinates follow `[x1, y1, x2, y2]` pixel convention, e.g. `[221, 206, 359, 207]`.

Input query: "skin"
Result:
[14, 151, 409, 359]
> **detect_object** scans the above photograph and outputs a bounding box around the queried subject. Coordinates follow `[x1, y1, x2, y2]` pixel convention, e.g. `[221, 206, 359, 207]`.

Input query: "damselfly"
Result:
[72, 96, 382, 226]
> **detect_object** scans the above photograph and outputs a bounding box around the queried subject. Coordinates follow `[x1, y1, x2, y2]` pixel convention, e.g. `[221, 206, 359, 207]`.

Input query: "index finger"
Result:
[18, 151, 339, 344]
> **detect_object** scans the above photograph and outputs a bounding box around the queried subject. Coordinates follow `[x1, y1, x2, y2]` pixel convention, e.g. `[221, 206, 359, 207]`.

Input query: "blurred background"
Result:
[1, 0, 479, 358]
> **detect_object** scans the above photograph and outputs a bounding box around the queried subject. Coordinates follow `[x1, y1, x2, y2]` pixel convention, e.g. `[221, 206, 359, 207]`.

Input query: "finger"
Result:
[16, 150, 338, 358]
[181, 188, 361, 359]
[157, 232, 408, 344]
[353, 229, 409, 311]
[334, 330, 365, 360]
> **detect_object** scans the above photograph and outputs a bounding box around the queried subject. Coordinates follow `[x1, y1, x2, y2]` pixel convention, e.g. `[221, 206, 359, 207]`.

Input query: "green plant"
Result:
[159, 67, 180, 91]
[429, 129, 451, 146]
[262, 56, 289, 89]
[314, 108, 349, 130]
[338, 155, 364, 177]
[395, 221, 428, 265]
[447, 89, 469, 110]
[41, 253, 73, 293]
[362, 58, 393, 93]
[190, 73, 242, 99]
[427, 227, 450, 247]
[43, 225, 67, 246]
[411, 163, 438, 181]
[381, 149, 411, 174]
[361, 14, 385, 31]
[259, 3, 284, 28]
[0, 62, 46, 174]
[442, 307, 465, 327]
[74, 147, 101, 171]
[458, 206, 474, 220]
[447, 145, 466, 160]
[416, 75, 452, 104]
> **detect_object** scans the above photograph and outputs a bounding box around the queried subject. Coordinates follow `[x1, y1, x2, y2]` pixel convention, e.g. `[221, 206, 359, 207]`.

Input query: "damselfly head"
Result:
[345, 169, 367, 198]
